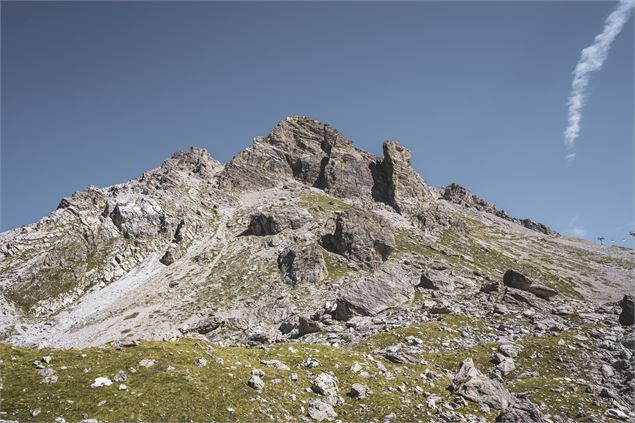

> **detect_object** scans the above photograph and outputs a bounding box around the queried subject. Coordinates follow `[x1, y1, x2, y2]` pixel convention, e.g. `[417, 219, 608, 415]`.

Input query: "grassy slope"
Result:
[1, 314, 603, 422]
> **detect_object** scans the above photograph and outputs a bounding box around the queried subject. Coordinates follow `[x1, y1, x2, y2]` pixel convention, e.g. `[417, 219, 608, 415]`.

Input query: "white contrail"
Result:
[564, 0, 635, 160]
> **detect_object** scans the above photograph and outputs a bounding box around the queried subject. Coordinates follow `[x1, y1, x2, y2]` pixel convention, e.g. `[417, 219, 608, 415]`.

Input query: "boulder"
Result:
[349, 383, 369, 400]
[334, 264, 417, 321]
[495, 399, 546, 422]
[321, 208, 395, 268]
[298, 316, 322, 336]
[452, 358, 514, 410]
[618, 294, 634, 326]
[419, 270, 456, 291]
[277, 245, 327, 286]
[307, 399, 338, 421]
[312, 373, 339, 397]
[503, 270, 558, 300]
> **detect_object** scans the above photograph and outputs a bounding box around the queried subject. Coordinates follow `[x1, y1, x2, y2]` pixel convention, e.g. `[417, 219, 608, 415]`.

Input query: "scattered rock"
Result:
[90, 377, 113, 388]
[196, 358, 208, 367]
[138, 359, 155, 368]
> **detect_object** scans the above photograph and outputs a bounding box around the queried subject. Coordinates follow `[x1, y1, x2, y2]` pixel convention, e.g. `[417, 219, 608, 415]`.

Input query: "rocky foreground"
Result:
[0, 116, 633, 422]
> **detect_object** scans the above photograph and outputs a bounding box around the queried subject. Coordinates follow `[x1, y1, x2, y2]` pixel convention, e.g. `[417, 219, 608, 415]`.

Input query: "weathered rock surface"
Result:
[248, 207, 310, 236]
[334, 263, 417, 320]
[277, 245, 327, 286]
[321, 208, 395, 268]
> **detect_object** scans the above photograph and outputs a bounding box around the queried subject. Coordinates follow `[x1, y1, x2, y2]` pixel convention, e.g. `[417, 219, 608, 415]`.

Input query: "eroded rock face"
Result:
[618, 294, 634, 326]
[277, 246, 327, 286]
[503, 270, 558, 300]
[321, 208, 395, 268]
[248, 207, 311, 236]
[379, 141, 432, 212]
[452, 357, 514, 410]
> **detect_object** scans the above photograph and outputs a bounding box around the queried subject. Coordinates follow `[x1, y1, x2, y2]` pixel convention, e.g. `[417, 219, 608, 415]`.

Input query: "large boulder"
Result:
[248, 207, 310, 236]
[503, 270, 558, 300]
[322, 208, 395, 268]
[452, 357, 515, 410]
[334, 263, 417, 321]
[419, 269, 456, 291]
[618, 294, 634, 326]
[277, 245, 327, 286]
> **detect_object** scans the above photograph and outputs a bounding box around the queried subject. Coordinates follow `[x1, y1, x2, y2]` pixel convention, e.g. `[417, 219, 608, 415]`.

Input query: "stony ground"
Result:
[0, 116, 633, 422]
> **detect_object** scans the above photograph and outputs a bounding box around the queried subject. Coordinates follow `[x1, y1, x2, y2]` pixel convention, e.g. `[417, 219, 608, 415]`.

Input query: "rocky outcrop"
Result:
[321, 208, 394, 268]
[442, 184, 554, 235]
[618, 294, 634, 326]
[334, 263, 417, 320]
[503, 270, 558, 300]
[220, 117, 433, 214]
[378, 141, 432, 212]
[248, 207, 310, 236]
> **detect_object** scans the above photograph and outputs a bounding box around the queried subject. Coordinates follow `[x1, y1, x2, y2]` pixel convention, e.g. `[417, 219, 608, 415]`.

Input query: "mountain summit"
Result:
[1, 116, 633, 422]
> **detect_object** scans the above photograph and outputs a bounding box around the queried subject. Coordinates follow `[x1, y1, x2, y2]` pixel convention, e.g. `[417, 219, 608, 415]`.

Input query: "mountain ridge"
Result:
[1, 116, 634, 423]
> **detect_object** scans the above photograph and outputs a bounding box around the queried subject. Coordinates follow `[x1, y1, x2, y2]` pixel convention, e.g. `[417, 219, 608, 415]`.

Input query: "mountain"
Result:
[1, 116, 633, 423]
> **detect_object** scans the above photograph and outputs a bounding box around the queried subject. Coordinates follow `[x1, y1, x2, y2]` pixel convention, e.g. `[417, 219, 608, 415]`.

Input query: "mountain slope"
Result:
[1, 116, 633, 423]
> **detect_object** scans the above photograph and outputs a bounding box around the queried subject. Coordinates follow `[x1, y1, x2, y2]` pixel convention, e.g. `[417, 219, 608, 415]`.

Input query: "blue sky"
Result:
[1, 1, 633, 247]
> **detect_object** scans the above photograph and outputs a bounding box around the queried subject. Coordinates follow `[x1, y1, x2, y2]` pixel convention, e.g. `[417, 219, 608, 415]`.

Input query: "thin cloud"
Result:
[564, 0, 635, 161]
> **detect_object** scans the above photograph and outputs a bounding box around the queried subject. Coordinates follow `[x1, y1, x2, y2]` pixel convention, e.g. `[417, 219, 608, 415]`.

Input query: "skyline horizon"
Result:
[1, 1, 633, 247]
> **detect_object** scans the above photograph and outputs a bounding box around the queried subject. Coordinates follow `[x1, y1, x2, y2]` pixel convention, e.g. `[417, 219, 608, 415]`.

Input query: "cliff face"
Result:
[0, 116, 633, 422]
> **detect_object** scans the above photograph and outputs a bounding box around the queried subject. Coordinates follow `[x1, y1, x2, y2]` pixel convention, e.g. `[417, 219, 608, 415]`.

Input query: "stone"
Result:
[503, 270, 558, 300]
[248, 375, 265, 390]
[350, 362, 363, 373]
[419, 270, 456, 291]
[312, 373, 339, 396]
[90, 377, 113, 388]
[606, 409, 629, 420]
[498, 343, 523, 359]
[307, 399, 338, 421]
[495, 399, 546, 422]
[260, 359, 290, 371]
[196, 358, 208, 367]
[618, 294, 634, 326]
[298, 316, 322, 336]
[113, 370, 127, 382]
[349, 383, 369, 399]
[321, 207, 395, 268]
[278, 246, 327, 286]
[452, 358, 514, 410]
[138, 359, 155, 368]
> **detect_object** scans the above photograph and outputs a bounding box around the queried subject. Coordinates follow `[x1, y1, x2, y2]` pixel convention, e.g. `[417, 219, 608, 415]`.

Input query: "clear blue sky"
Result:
[1, 1, 633, 247]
